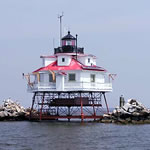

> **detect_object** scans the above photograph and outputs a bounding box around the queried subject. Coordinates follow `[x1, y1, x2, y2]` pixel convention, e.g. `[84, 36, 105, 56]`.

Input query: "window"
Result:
[49, 74, 55, 82]
[88, 58, 90, 63]
[62, 58, 65, 62]
[66, 40, 72, 45]
[69, 73, 76, 81]
[90, 74, 95, 82]
[39, 73, 44, 82]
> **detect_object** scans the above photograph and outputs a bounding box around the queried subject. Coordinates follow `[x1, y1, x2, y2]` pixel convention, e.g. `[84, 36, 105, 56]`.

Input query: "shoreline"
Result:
[1, 98, 150, 124]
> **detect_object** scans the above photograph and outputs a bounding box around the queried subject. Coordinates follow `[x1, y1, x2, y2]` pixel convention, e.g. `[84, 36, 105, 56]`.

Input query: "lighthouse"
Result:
[25, 31, 113, 121]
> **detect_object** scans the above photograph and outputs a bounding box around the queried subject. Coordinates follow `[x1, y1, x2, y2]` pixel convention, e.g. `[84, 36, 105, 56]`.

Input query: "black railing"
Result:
[54, 47, 84, 54]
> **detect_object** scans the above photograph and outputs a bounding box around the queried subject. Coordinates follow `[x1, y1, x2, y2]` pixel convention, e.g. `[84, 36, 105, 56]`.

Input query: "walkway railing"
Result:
[27, 81, 112, 92]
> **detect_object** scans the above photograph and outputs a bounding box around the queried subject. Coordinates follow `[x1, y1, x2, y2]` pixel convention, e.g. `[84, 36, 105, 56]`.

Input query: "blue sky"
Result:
[0, 0, 150, 108]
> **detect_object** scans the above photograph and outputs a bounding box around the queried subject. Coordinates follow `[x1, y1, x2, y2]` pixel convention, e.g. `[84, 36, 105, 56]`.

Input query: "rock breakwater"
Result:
[101, 99, 150, 124]
[0, 98, 26, 120]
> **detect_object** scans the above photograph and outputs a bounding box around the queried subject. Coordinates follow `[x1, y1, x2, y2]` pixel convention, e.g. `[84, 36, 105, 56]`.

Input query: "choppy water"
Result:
[0, 121, 150, 150]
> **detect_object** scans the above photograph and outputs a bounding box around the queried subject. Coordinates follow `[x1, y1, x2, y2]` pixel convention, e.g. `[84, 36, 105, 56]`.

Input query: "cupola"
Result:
[61, 31, 76, 53]
[54, 31, 84, 54]
[61, 31, 76, 47]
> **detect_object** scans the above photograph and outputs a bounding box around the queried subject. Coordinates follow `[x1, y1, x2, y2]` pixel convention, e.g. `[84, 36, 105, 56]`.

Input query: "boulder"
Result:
[0, 98, 26, 120]
[0, 111, 5, 118]
[102, 99, 150, 124]
[113, 99, 150, 116]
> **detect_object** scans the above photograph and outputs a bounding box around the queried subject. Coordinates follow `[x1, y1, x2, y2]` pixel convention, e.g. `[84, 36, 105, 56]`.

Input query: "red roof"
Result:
[33, 58, 106, 73]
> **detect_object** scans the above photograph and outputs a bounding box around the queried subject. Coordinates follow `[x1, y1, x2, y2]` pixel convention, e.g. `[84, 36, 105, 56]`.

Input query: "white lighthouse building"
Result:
[26, 31, 113, 121]
[28, 31, 112, 93]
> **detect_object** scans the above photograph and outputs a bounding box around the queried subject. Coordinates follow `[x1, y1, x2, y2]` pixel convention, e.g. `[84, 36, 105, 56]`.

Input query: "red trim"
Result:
[33, 58, 106, 73]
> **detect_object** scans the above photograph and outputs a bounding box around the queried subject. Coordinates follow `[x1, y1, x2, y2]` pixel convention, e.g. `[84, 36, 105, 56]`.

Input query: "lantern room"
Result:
[61, 31, 76, 47]
[54, 31, 84, 54]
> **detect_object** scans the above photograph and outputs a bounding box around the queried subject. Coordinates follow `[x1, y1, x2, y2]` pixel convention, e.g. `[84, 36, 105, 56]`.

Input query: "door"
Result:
[56, 74, 64, 91]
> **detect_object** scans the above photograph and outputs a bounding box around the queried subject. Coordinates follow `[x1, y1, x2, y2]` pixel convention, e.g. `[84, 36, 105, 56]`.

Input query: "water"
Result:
[0, 121, 150, 150]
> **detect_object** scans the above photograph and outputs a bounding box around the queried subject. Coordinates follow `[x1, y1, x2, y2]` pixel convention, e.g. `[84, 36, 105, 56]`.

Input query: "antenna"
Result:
[58, 12, 64, 47]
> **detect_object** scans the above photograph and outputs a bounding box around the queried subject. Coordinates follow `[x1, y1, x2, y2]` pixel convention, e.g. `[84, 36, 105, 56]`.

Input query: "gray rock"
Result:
[143, 119, 150, 124]
[102, 99, 150, 124]
[0, 98, 26, 119]
[0, 111, 5, 118]
[3, 111, 8, 117]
